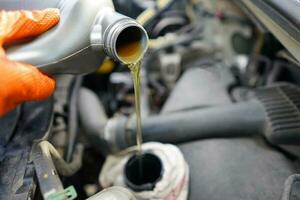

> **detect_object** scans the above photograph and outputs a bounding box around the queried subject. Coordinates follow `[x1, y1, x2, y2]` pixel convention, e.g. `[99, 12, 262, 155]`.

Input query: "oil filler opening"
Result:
[124, 153, 163, 192]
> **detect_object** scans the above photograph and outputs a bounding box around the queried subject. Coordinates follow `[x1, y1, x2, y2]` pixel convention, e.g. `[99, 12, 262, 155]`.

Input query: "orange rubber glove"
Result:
[0, 9, 60, 117]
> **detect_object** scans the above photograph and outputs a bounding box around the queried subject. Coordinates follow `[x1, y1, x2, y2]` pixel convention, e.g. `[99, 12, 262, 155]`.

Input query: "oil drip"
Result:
[128, 61, 143, 153]
[127, 62, 144, 182]
[116, 40, 144, 154]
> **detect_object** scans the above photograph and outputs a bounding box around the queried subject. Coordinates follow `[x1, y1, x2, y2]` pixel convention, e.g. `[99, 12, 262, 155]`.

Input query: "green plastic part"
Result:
[46, 186, 77, 200]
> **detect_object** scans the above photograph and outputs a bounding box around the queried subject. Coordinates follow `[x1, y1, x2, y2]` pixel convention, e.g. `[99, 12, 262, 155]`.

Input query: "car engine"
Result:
[0, 0, 300, 199]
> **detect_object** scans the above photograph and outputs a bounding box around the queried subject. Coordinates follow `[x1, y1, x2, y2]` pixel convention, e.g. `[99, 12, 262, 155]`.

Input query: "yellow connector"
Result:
[97, 58, 115, 74]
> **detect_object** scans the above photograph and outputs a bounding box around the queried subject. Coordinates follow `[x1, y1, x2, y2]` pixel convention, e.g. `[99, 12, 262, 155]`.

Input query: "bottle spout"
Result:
[91, 10, 148, 64]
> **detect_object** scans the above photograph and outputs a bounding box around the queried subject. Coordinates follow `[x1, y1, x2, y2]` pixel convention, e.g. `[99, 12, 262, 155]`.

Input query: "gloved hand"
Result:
[0, 9, 60, 117]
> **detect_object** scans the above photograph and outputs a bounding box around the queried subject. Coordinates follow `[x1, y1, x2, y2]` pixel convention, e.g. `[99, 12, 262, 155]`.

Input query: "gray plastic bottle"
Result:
[3, 0, 148, 75]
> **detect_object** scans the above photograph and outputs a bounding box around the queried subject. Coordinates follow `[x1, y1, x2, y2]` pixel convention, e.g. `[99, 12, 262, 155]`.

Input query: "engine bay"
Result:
[0, 0, 300, 199]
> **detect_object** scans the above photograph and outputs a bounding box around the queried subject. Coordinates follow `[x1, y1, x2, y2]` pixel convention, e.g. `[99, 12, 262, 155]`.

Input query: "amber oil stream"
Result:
[117, 41, 144, 154]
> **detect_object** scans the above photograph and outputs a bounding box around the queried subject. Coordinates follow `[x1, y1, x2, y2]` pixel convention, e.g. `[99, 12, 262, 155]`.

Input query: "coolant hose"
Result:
[109, 100, 266, 151]
[78, 87, 266, 153]
[78, 87, 110, 152]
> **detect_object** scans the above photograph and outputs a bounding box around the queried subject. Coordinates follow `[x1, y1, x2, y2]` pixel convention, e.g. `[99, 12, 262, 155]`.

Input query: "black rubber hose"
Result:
[66, 76, 83, 162]
[115, 101, 266, 150]
[78, 87, 109, 152]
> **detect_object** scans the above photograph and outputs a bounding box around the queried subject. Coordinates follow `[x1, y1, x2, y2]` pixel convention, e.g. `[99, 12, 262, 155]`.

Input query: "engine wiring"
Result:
[136, 0, 202, 49]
